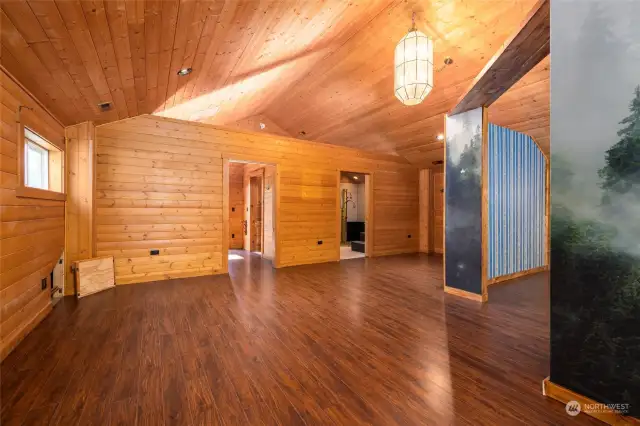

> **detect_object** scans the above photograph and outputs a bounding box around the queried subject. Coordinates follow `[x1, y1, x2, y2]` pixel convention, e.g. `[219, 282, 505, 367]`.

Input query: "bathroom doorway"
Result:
[338, 171, 371, 260]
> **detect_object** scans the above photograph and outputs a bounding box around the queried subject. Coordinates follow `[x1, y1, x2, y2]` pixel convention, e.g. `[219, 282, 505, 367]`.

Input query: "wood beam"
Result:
[450, 0, 550, 115]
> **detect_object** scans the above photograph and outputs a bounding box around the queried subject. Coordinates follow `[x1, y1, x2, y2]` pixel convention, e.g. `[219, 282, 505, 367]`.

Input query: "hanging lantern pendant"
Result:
[394, 12, 434, 106]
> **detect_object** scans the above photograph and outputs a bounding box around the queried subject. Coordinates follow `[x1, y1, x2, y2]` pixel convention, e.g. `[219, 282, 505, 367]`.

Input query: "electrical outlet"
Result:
[150, 249, 160, 255]
[232, 233, 235, 238]
[232, 207, 235, 212]
[407, 234, 412, 238]
[41, 277, 47, 290]
[317, 240, 323, 245]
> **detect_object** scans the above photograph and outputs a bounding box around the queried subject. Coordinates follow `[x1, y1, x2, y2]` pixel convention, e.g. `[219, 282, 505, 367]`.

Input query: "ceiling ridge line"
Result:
[259, 0, 402, 114]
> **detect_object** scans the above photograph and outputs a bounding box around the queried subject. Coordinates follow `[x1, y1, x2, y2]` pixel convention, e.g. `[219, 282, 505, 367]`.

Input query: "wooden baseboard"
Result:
[542, 377, 640, 425]
[444, 285, 487, 302]
[488, 265, 549, 285]
[1, 302, 52, 361]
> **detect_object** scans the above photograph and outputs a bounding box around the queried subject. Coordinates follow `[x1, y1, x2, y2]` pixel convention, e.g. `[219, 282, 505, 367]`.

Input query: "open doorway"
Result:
[228, 161, 276, 265]
[339, 171, 370, 260]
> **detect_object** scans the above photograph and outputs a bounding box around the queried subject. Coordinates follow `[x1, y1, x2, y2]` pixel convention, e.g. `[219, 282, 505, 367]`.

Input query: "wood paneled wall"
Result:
[263, 166, 276, 261]
[419, 169, 431, 253]
[95, 115, 418, 283]
[228, 163, 244, 249]
[0, 69, 64, 360]
[432, 171, 444, 254]
[95, 120, 224, 285]
[372, 170, 419, 256]
[65, 122, 96, 294]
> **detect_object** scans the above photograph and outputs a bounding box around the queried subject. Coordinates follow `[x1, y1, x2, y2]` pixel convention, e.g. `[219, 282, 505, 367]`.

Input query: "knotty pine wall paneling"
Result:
[95, 115, 419, 284]
[228, 162, 244, 249]
[95, 119, 225, 285]
[263, 165, 276, 261]
[419, 169, 432, 253]
[0, 68, 65, 360]
[65, 122, 96, 295]
[373, 170, 420, 256]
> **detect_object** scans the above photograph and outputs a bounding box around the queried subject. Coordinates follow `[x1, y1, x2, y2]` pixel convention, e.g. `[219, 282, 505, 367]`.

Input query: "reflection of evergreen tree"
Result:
[552, 84, 640, 415]
[598, 86, 640, 196]
[551, 156, 574, 195]
[445, 121, 482, 294]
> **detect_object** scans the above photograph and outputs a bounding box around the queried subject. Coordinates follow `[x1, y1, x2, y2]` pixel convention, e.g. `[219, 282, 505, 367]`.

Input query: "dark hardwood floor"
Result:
[1, 251, 599, 426]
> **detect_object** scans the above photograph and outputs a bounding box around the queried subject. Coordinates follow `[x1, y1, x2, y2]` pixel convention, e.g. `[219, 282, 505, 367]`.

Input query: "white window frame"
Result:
[25, 136, 49, 190]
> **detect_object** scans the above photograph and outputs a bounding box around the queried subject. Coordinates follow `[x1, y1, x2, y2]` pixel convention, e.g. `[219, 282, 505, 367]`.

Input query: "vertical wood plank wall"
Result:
[0, 69, 65, 360]
[487, 123, 547, 281]
[419, 169, 431, 253]
[65, 122, 96, 294]
[94, 115, 418, 283]
[228, 163, 244, 249]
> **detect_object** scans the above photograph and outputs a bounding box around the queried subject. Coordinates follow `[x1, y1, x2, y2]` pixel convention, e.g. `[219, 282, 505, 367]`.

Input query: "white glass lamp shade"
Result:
[394, 30, 434, 106]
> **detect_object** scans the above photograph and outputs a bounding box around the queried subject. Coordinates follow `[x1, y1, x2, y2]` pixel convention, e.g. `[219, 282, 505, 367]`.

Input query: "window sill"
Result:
[16, 186, 66, 201]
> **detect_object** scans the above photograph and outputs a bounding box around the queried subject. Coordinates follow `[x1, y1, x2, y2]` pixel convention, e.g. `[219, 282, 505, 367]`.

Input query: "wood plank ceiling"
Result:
[0, 0, 548, 166]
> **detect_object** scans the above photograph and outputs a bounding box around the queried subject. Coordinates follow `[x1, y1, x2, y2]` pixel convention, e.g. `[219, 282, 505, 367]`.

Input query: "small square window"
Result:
[19, 127, 64, 197]
[25, 138, 49, 190]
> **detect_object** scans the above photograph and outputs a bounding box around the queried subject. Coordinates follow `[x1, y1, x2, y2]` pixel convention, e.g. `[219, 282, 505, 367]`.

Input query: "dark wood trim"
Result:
[543, 378, 640, 425]
[450, 0, 550, 115]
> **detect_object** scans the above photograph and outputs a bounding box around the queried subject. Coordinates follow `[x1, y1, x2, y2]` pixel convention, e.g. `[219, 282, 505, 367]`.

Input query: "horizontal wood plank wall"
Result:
[95, 115, 418, 282]
[0, 69, 64, 360]
[95, 120, 224, 285]
[228, 163, 244, 249]
[262, 165, 276, 261]
[65, 122, 95, 295]
[373, 170, 420, 256]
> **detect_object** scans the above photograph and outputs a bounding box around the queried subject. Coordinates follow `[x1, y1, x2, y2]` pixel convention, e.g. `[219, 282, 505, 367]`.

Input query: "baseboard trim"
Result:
[488, 265, 549, 285]
[1, 302, 52, 361]
[542, 377, 640, 425]
[444, 285, 487, 302]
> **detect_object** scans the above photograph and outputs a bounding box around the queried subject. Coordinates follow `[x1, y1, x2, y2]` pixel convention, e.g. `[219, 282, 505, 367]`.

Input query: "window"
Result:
[17, 126, 64, 200]
[25, 133, 49, 189]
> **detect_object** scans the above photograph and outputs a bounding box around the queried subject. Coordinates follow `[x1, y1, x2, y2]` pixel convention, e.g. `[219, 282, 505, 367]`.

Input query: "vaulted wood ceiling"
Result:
[0, 0, 548, 166]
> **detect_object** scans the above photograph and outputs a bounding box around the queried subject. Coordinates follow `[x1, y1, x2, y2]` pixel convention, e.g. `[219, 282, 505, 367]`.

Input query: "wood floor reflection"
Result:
[1, 251, 598, 425]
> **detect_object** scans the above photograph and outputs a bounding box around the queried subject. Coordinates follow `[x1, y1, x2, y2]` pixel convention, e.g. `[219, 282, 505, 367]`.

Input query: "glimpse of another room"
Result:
[340, 172, 368, 260]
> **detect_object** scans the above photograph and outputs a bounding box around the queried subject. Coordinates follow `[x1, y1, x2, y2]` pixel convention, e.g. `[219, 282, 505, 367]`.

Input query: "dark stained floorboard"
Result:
[1, 251, 599, 425]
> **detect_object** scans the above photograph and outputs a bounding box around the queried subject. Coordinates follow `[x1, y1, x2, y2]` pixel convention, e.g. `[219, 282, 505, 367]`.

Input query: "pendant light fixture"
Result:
[394, 12, 434, 106]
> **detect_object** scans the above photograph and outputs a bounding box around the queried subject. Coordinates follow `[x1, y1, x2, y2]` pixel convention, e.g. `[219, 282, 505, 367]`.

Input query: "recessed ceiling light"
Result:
[299, 131, 306, 136]
[259, 123, 266, 130]
[177, 68, 192, 76]
[353, 176, 359, 180]
[437, 133, 444, 141]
